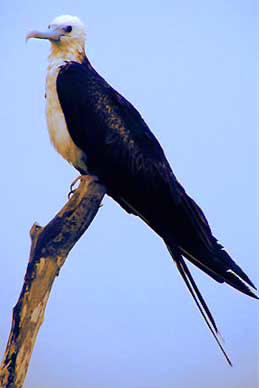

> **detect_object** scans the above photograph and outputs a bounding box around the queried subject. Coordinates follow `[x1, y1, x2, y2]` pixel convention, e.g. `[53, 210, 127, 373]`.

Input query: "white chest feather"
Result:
[45, 63, 87, 172]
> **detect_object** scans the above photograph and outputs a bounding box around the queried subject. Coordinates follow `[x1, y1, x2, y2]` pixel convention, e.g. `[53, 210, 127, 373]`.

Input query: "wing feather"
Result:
[56, 60, 257, 300]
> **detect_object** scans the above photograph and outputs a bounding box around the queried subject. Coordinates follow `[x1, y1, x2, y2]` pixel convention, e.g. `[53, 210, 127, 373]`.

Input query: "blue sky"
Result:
[0, 1, 258, 387]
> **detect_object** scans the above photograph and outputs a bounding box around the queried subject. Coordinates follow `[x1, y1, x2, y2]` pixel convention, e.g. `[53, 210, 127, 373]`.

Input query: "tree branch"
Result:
[0, 176, 106, 388]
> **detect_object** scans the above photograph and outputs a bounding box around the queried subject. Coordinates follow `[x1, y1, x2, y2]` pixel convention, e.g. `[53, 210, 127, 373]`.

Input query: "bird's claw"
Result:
[68, 174, 99, 199]
[68, 175, 85, 199]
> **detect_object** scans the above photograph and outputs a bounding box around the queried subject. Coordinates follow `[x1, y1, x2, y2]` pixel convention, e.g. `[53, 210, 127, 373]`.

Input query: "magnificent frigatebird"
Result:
[26, 15, 257, 365]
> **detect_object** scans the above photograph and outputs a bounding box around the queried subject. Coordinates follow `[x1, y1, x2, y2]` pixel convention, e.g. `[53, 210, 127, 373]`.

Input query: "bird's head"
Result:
[26, 15, 86, 62]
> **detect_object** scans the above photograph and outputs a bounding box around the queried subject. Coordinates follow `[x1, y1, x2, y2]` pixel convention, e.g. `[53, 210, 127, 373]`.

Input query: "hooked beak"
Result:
[26, 26, 65, 42]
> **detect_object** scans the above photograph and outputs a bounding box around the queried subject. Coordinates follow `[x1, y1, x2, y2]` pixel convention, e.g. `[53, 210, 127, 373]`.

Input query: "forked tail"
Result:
[167, 245, 233, 366]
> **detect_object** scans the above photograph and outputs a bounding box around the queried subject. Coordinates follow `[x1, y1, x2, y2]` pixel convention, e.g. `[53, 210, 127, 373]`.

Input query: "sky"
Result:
[0, 1, 258, 387]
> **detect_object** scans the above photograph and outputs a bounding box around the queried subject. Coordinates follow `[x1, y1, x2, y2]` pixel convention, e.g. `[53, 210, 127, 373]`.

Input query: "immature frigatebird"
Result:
[26, 15, 258, 365]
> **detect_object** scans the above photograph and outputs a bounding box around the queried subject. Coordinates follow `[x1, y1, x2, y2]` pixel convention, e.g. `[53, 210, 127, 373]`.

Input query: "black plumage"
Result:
[56, 56, 257, 365]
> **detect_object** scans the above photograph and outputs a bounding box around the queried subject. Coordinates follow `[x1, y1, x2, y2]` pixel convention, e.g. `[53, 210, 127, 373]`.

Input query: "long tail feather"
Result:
[179, 247, 258, 299]
[219, 250, 257, 291]
[224, 270, 259, 299]
[178, 190, 257, 296]
[179, 256, 219, 333]
[167, 245, 232, 366]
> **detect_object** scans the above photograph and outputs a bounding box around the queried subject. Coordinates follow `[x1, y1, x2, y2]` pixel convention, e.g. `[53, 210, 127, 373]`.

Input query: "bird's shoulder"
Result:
[57, 58, 167, 161]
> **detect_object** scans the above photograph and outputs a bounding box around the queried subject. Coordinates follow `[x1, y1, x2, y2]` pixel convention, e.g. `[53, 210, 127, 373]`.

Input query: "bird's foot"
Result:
[68, 174, 99, 199]
[68, 174, 88, 199]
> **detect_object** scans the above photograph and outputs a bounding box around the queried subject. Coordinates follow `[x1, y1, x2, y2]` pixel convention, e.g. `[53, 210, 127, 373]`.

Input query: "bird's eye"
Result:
[64, 25, 72, 33]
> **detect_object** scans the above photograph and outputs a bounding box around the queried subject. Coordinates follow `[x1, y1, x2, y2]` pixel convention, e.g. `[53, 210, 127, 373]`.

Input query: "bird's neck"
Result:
[48, 41, 85, 67]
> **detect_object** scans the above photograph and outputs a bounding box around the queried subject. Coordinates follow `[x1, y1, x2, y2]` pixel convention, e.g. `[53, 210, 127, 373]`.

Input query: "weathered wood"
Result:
[0, 176, 106, 388]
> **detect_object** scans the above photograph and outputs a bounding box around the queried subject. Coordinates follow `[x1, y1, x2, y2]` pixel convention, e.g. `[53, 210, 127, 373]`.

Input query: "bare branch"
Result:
[0, 176, 106, 388]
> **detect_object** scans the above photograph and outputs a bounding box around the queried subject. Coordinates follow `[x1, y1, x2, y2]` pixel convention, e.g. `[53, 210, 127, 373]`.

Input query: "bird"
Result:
[26, 14, 257, 365]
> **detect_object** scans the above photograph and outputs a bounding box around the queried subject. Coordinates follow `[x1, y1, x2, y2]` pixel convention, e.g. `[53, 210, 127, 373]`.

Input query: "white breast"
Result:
[45, 63, 87, 173]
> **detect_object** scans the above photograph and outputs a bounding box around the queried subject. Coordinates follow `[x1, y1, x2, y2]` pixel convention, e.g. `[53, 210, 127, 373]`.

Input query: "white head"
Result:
[26, 15, 86, 62]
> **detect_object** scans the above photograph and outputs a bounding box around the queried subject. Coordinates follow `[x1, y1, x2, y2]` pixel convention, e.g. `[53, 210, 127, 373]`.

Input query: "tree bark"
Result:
[0, 176, 106, 388]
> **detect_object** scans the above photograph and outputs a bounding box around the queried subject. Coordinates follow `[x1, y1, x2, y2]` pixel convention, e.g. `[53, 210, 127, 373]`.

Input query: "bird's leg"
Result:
[68, 174, 88, 199]
[68, 174, 100, 199]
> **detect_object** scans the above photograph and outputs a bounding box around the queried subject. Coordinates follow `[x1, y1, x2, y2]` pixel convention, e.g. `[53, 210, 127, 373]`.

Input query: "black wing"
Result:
[56, 59, 256, 295]
[57, 59, 257, 364]
[56, 60, 182, 225]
